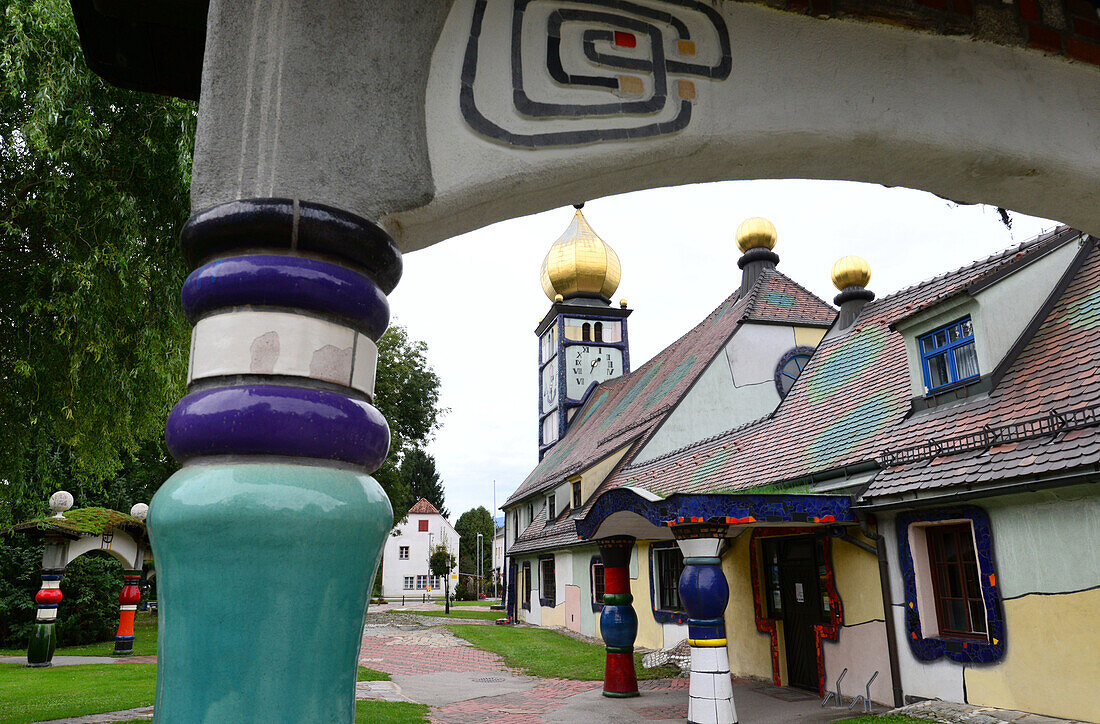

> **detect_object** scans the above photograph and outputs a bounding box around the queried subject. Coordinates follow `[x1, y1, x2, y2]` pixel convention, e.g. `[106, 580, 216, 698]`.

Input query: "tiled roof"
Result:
[408, 498, 441, 515]
[506, 268, 834, 508]
[865, 233, 1100, 497]
[743, 269, 837, 327]
[509, 505, 585, 555]
[606, 227, 1090, 500]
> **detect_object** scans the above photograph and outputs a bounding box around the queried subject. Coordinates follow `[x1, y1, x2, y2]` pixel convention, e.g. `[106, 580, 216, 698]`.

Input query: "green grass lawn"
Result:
[358, 666, 390, 681]
[355, 701, 430, 723]
[415, 609, 503, 620]
[0, 662, 155, 723]
[446, 624, 678, 681]
[0, 662, 416, 724]
[448, 600, 500, 607]
[0, 612, 159, 658]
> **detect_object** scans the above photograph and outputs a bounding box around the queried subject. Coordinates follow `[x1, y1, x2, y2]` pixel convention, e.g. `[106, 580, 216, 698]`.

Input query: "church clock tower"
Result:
[536, 206, 631, 459]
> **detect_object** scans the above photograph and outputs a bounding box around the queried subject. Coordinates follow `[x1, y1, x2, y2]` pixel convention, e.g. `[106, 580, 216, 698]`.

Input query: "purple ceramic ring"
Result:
[181, 255, 390, 340]
[166, 385, 390, 471]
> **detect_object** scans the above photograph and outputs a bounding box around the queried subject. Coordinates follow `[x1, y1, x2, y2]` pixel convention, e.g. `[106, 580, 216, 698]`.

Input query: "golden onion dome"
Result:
[735, 217, 778, 253]
[540, 209, 621, 300]
[832, 256, 872, 290]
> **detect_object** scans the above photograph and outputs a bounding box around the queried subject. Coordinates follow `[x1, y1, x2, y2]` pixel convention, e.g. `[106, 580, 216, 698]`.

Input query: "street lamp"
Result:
[476, 532, 483, 600]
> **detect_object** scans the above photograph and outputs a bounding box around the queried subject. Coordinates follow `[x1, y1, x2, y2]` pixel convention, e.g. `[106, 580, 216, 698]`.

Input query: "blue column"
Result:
[675, 524, 736, 724]
[148, 200, 398, 722]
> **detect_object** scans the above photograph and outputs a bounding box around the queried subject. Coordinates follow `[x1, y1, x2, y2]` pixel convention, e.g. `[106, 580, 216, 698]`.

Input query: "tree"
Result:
[429, 541, 456, 614]
[371, 326, 446, 521]
[398, 448, 447, 519]
[0, 0, 195, 525]
[454, 507, 495, 597]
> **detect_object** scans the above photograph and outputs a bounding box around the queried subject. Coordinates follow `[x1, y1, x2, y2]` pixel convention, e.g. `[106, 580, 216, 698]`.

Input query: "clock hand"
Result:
[590, 357, 601, 373]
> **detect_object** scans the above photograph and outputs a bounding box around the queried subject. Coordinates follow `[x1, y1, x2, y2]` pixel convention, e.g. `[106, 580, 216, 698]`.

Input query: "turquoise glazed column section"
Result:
[674, 523, 736, 724]
[597, 536, 639, 697]
[148, 200, 399, 723]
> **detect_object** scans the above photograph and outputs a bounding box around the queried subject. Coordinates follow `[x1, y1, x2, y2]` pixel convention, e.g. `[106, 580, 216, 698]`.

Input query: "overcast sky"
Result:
[387, 179, 1057, 521]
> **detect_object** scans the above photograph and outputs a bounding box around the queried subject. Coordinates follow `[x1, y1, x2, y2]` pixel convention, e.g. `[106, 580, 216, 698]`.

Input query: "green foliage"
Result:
[428, 542, 455, 578]
[0, 536, 42, 647]
[397, 448, 447, 520]
[55, 553, 125, 646]
[0, 0, 196, 524]
[445, 625, 677, 681]
[454, 507, 495, 589]
[14, 507, 142, 537]
[370, 327, 445, 521]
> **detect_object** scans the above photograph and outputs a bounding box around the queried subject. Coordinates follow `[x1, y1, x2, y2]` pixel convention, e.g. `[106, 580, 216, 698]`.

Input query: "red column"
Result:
[597, 536, 638, 697]
[113, 570, 141, 655]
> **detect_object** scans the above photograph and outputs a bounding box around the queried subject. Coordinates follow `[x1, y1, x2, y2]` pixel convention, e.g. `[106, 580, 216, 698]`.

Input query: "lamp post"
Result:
[476, 532, 483, 599]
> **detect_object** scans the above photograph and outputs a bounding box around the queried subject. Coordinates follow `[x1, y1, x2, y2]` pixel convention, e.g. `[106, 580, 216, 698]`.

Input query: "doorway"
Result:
[761, 535, 831, 692]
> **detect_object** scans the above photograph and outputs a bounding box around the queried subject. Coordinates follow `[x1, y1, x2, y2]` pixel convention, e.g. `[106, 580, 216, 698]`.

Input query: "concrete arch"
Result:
[62, 530, 144, 570]
[191, 0, 1100, 253]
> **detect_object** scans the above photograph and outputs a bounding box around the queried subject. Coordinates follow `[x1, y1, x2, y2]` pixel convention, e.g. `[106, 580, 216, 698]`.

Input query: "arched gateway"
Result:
[63, 0, 1099, 721]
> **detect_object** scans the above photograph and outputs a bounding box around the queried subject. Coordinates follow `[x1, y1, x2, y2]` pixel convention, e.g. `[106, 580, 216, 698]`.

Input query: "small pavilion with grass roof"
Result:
[8, 491, 151, 666]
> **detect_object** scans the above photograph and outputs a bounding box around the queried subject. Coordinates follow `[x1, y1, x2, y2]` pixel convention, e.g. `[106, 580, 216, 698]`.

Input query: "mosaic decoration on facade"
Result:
[575, 489, 854, 539]
[748, 528, 843, 695]
[461, 0, 732, 148]
[896, 506, 1005, 664]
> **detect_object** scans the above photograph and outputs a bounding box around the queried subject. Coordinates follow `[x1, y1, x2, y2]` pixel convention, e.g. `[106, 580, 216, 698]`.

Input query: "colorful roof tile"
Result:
[506, 268, 835, 508]
[605, 226, 1090, 501]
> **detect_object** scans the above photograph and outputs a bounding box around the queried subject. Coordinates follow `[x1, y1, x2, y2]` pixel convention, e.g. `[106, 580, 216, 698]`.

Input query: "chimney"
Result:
[735, 217, 780, 297]
[831, 256, 874, 330]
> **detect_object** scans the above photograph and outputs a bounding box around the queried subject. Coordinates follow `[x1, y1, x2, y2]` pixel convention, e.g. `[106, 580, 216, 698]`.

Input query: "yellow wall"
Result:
[722, 533, 773, 680]
[541, 601, 566, 628]
[831, 533, 884, 625]
[631, 541, 665, 651]
[793, 326, 827, 348]
[580, 445, 630, 505]
[965, 587, 1100, 723]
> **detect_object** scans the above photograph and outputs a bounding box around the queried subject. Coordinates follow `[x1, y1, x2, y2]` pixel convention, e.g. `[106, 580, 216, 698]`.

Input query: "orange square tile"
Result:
[677, 79, 696, 100]
[618, 75, 644, 95]
[678, 39, 696, 55]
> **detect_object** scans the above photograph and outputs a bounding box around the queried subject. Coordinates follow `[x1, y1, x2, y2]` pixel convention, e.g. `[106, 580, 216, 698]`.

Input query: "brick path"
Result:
[429, 679, 601, 724]
[358, 627, 507, 676]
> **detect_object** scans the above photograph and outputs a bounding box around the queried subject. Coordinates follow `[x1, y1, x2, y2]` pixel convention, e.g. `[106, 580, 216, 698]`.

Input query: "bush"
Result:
[0, 536, 128, 649]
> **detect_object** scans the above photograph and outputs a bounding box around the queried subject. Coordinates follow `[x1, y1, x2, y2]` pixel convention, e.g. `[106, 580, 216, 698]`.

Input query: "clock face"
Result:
[541, 357, 559, 413]
[567, 345, 623, 399]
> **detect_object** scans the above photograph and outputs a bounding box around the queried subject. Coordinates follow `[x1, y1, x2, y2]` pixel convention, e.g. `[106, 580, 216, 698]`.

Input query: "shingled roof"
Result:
[506, 267, 835, 509]
[408, 498, 441, 515]
[605, 226, 1091, 501]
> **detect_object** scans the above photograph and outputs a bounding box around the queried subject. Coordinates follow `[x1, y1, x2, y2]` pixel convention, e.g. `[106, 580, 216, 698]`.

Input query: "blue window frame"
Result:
[919, 317, 979, 393]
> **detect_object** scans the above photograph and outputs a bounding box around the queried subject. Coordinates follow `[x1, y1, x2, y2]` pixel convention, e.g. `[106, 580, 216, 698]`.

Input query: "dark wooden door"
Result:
[778, 538, 823, 691]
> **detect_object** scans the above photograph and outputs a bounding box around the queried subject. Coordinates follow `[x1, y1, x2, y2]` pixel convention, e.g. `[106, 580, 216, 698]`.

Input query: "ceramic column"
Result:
[597, 535, 639, 697]
[26, 568, 64, 667]
[675, 524, 736, 724]
[113, 570, 142, 655]
[147, 200, 398, 722]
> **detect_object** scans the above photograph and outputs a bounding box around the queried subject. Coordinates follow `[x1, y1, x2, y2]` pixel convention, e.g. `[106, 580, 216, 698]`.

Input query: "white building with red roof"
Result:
[380, 498, 459, 600]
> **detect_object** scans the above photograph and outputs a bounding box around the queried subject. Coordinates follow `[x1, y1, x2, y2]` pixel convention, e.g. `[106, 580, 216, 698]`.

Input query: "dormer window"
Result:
[547, 494, 556, 520]
[919, 317, 979, 393]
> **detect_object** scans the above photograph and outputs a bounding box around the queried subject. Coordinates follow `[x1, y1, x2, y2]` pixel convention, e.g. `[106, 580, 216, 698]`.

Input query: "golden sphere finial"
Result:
[619, 299, 628, 308]
[554, 294, 564, 303]
[736, 217, 778, 253]
[832, 256, 872, 290]
[540, 209, 621, 301]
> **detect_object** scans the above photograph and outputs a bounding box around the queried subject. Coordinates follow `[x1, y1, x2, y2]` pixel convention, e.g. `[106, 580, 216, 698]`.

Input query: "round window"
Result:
[774, 347, 815, 398]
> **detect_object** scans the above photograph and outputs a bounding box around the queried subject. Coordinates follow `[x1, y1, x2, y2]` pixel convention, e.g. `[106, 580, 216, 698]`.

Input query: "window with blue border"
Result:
[896, 506, 1005, 664]
[521, 561, 531, 611]
[918, 317, 979, 393]
[648, 542, 687, 624]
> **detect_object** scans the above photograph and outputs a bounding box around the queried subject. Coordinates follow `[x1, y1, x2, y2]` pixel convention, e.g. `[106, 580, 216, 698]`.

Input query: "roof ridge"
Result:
[765, 267, 836, 312]
[874, 225, 1071, 305]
